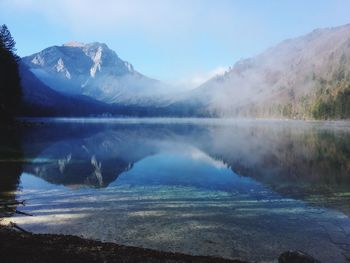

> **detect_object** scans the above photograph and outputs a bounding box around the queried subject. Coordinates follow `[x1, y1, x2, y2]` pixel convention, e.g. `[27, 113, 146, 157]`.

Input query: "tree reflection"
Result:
[196, 123, 350, 214]
[0, 126, 23, 218]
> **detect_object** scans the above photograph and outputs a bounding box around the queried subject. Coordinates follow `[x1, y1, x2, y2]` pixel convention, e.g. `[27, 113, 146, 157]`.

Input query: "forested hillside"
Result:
[195, 24, 350, 120]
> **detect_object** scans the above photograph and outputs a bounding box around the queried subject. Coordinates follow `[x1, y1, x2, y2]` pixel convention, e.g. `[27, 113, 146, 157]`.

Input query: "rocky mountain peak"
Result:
[21, 42, 167, 106]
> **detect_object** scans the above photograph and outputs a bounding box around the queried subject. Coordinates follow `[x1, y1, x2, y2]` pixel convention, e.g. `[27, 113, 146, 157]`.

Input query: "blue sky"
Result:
[1, 0, 350, 87]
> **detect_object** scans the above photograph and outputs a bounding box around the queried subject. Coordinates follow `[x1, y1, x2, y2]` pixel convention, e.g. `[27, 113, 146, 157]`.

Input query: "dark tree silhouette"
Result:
[0, 25, 17, 53]
[0, 24, 21, 122]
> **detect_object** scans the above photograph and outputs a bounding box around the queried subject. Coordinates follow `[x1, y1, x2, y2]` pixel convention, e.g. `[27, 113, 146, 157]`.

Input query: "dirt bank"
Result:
[0, 226, 248, 263]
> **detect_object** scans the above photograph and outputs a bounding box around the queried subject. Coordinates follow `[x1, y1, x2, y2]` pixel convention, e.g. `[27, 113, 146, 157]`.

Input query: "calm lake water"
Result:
[1, 118, 350, 262]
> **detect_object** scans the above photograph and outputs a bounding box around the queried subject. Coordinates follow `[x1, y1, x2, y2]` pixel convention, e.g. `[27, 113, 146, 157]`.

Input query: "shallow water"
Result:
[1, 118, 350, 262]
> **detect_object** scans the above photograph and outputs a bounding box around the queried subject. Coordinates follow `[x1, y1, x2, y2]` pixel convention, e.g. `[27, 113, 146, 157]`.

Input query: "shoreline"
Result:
[0, 226, 248, 263]
[0, 225, 321, 263]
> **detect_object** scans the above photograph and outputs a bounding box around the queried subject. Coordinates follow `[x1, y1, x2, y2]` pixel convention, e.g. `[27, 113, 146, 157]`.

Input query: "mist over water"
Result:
[1, 118, 350, 262]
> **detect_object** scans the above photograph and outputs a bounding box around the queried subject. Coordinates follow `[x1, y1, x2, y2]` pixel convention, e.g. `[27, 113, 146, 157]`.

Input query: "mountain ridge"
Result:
[19, 23, 350, 119]
[193, 23, 350, 119]
[19, 62, 209, 117]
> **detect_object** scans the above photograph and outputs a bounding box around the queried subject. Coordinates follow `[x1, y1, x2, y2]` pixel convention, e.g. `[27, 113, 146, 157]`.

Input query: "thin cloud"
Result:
[4, 0, 348, 86]
[2, 0, 237, 36]
[0, 0, 267, 85]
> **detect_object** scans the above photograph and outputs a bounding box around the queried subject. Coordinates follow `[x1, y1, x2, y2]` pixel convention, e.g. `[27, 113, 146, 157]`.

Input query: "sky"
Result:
[1, 0, 350, 87]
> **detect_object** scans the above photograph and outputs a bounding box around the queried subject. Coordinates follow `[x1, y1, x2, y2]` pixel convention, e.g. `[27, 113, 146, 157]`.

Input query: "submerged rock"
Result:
[279, 251, 321, 263]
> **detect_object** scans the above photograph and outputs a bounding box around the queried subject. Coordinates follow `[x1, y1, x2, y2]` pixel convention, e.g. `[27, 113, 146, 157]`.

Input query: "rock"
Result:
[279, 250, 321, 263]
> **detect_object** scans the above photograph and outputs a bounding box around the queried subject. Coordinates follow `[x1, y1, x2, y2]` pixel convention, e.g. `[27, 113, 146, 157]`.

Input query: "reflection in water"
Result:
[0, 127, 22, 196]
[0, 126, 23, 218]
[21, 121, 350, 200]
[2, 119, 350, 262]
[206, 123, 350, 193]
[199, 123, 350, 214]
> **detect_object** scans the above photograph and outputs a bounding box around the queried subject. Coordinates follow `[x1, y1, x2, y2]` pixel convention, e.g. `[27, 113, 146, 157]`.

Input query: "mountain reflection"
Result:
[7, 120, 350, 212]
[199, 123, 350, 196]
[19, 123, 204, 188]
[194, 122, 350, 214]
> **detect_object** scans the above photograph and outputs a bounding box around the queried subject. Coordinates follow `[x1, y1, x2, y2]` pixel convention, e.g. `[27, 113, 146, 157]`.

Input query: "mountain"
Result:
[22, 42, 170, 106]
[19, 63, 113, 116]
[19, 62, 207, 117]
[193, 23, 350, 119]
[20, 24, 350, 119]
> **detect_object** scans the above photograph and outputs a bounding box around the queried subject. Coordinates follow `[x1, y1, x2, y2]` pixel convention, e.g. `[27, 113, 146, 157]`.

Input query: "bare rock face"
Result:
[279, 251, 321, 263]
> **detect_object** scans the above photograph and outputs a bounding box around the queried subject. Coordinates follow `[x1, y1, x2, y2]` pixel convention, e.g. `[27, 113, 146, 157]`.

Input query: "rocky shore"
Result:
[0, 226, 247, 263]
[0, 225, 321, 263]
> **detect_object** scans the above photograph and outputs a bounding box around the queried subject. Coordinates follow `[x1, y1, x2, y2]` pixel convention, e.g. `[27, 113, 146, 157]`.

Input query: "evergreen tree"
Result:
[0, 25, 15, 51]
[0, 24, 21, 122]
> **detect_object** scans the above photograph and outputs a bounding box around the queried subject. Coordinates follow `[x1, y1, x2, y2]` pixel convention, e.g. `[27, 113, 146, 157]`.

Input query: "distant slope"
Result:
[193, 23, 350, 119]
[19, 63, 205, 117]
[22, 42, 172, 106]
[19, 63, 112, 116]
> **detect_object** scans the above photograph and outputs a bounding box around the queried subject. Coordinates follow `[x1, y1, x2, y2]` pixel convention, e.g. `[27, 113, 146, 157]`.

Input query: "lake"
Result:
[1, 118, 350, 262]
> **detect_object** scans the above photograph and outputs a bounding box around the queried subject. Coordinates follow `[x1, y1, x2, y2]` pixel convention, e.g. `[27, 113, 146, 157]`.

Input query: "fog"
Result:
[188, 24, 350, 117]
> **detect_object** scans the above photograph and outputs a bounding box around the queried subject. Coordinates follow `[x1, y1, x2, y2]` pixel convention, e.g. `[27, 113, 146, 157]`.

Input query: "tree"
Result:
[0, 24, 21, 122]
[0, 25, 16, 54]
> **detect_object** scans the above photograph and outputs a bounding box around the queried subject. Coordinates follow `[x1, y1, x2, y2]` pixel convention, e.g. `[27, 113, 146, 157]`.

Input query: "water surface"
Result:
[1, 118, 350, 262]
